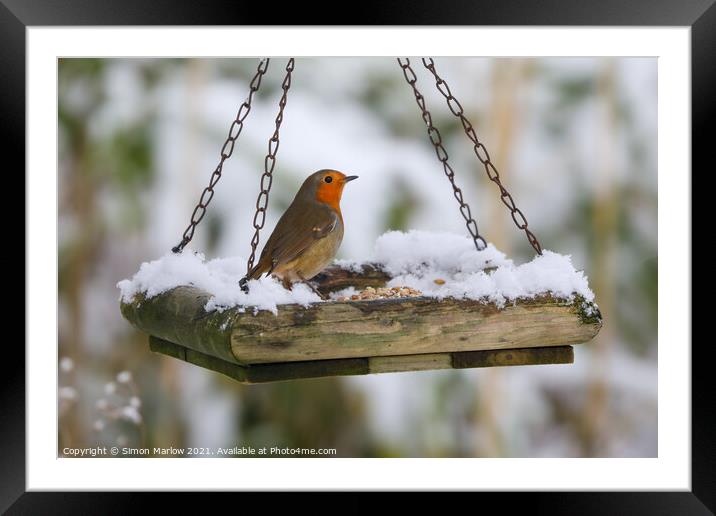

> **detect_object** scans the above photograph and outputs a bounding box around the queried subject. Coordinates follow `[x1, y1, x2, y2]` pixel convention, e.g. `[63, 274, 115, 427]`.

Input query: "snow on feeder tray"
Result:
[118, 231, 602, 384]
[118, 57, 602, 383]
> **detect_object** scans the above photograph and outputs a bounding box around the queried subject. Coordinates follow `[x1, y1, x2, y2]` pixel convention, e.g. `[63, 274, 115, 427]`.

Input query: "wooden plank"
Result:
[230, 296, 600, 364]
[452, 346, 574, 368]
[122, 286, 238, 363]
[149, 334, 186, 361]
[148, 336, 576, 384]
[122, 270, 601, 366]
[369, 353, 452, 374]
[312, 263, 390, 295]
[186, 348, 369, 384]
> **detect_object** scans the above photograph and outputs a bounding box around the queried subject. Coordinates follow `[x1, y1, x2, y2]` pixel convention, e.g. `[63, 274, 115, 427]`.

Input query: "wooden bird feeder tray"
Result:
[120, 263, 602, 384]
[120, 57, 603, 383]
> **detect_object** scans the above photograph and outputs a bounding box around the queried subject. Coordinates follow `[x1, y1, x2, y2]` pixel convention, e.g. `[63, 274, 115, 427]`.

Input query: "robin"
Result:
[244, 169, 358, 295]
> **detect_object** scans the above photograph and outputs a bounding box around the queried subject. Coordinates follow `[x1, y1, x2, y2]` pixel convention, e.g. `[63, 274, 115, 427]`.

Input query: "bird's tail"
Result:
[246, 255, 273, 280]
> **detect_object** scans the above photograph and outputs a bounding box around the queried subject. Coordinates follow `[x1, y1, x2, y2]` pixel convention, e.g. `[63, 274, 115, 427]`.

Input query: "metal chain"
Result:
[397, 58, 487, 251]
[421, 58, 543, 255]
[171, 58, 270, 254]
[240, 58, 295, 290]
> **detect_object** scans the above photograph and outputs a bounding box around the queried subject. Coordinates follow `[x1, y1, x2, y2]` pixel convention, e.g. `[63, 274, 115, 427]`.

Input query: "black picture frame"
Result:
[5, 0, 708, 512]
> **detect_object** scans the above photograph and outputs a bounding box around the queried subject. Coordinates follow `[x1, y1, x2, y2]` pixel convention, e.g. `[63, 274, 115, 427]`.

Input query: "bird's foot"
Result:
[296, 274, 328, 300]
[306, 282, 328, 301]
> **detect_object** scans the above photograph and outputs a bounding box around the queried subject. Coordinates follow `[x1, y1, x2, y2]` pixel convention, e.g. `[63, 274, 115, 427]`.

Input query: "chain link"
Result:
[421, 58, 543, 255]
[397, 58, 487, 252]
[171, 58, 270, 254]
[240, 58, 295, 291]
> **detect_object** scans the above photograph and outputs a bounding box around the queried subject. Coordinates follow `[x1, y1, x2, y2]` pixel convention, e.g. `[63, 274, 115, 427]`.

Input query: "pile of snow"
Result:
[117, 230, 594, 314]
[117, 251, 321, 315]
[368, 230, 595, 308]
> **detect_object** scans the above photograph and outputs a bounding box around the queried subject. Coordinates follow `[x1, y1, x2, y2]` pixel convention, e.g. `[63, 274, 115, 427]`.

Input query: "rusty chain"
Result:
[240, 58, 295, 291]
[397, 58, 487, 252]
[421, 58, 543, 255]
[175, 54, 538, 282]
[171, 58, 270, 254]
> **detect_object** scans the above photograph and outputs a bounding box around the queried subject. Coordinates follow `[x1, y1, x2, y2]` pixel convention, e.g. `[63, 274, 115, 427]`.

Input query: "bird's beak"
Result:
[343, 175, 359, 183]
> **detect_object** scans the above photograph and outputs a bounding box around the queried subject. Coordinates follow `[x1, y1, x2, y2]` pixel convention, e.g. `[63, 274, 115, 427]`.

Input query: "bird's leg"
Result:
[297, 273, 328, 300]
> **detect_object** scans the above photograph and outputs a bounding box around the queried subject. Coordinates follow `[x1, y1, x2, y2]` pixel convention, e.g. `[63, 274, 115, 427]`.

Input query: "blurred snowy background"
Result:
[58, 57, 657, 457]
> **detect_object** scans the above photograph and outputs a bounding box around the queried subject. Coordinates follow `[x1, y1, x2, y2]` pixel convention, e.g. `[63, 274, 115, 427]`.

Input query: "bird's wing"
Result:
[255, 200, 339, 275]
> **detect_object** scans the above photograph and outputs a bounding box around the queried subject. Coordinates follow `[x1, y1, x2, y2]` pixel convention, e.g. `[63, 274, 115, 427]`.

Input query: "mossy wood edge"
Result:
[149, 336, 575, 384]
[120, 264, 602, 367]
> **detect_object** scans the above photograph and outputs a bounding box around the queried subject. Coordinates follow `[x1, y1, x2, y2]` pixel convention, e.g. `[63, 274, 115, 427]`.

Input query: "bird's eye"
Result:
[324, 176, 333, 183]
